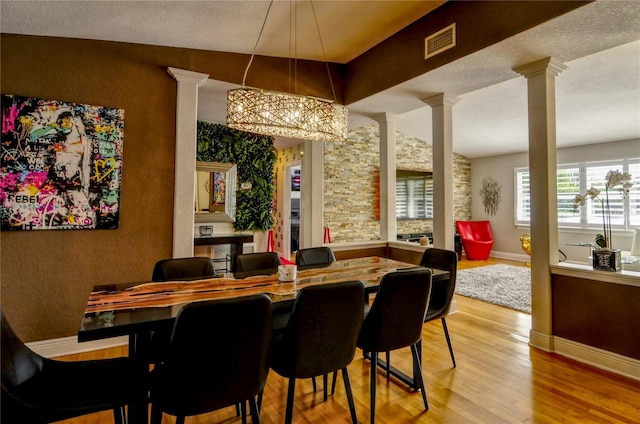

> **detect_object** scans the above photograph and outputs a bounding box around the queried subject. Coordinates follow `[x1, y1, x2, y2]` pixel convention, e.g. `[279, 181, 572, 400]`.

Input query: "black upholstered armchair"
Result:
[1, 308, 142, 424]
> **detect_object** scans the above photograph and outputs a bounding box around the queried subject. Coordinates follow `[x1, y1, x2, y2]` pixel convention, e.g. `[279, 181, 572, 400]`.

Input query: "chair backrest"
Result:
[152, 257, 216, 282]
[151, 295, 272, 417]
[455, 220, 493, 242]
[232, 252, 281, 279]
[420, 248, 458, 321]
[273, 281, 364, 379]
[295, 247, 336, 270]
[1, 308, 46, 421]
[1, 308, 44, 389]
[357, 268, 432, 353]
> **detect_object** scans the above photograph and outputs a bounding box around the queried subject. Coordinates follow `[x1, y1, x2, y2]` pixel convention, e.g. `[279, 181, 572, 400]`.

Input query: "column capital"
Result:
[421, 93, 460, 107]
[513, 57, 567, 78]
[371, 112, 400, 124]
[167, 67, 209, 86]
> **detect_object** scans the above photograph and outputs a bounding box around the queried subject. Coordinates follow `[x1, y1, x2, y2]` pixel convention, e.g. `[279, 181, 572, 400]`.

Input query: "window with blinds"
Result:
[515, 159, 639, 230]
[396, 170, 433, 220]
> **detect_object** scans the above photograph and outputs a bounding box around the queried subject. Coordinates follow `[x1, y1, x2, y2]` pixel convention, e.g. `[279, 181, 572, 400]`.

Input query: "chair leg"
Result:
[385, 351, 390, 379]
[370, 352, 378, 424]
[176, 416, 186, 424]
[410, 343, 429, 411]
[150, 404, 163, 424]
[312, 376, 317, 392]
[258, 389, 264, 410]
[113, 407, 125, 424]
[249, 396, 262, 424]
[323, 373, 328, 401]
[236, 402, 241, 416]
[331, 370, 338, 395]
[341, 367, 358, 424]
[441, 317, 456, 368]
[285, 378, 296, 424]
[241, 400, 247, 424]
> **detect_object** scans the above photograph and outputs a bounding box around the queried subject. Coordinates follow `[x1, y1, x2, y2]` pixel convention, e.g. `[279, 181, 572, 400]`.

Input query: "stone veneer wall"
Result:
[324, 123, 471, 242]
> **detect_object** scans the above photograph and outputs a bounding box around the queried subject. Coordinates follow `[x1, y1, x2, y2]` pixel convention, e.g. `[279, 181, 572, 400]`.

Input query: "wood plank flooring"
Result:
[54, 257, 640, 423]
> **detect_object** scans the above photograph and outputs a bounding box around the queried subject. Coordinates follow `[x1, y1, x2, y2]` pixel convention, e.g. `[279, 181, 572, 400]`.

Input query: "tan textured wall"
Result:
[0, 35, 337, 342]
[324, 123, 471, 242]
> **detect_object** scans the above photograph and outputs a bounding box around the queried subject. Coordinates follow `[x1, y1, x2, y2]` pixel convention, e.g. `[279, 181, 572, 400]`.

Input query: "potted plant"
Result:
[572, 170, 633, 271]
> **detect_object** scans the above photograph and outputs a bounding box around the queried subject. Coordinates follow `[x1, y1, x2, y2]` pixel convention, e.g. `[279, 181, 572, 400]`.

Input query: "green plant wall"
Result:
[196, 121, 276, 231]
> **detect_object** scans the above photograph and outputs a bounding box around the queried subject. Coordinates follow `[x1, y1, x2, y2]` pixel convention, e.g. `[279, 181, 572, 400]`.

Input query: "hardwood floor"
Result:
[54, 257, 640, 423]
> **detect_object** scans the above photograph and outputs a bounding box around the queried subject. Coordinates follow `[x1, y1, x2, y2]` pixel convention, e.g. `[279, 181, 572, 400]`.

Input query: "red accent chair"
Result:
[455, 220, 494, 260]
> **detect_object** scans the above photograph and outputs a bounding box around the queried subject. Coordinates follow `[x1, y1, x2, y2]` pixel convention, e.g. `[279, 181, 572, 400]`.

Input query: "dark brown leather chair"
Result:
[149, 295, 272, 424]
[232, 252, 281, 279]
[357, 268, 433, 424]
[1, 308, 141, 424]
[148, 256, 218, 363]
[420, 247, 458, 367]
[269, 281, 364, 424]
[295, 246, 336, 270]
[152, 256, 216, 281]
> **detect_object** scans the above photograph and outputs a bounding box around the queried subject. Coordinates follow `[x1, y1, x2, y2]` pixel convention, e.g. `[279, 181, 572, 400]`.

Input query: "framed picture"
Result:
[1, 94, 124, 230]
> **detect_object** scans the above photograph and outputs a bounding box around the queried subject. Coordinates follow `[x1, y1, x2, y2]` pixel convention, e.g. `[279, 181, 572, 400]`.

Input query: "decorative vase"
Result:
[592, 248, 622, 272]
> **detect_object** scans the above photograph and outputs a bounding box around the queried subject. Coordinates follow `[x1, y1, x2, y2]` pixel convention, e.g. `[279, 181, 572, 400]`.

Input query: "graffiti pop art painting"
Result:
[1, 94, 124, 230]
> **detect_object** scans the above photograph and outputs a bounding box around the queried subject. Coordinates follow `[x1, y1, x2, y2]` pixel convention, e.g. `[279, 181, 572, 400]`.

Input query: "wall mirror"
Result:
[194, 161, 237, 223]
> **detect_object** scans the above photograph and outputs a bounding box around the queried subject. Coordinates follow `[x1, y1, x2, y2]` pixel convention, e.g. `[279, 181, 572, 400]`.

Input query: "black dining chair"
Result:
[152, 256, 216, 282]
[146, 256, 218, 364]
[1, 308, 142, 424]
[357, 267, 433, 424]
[269, 281, 364, 424]
[294, 246, 338, 395]
[149, 294, 272, 424]
[232, 252, 281, 279]
[420, 247, 458, 367]
[295, 246, 336, 270]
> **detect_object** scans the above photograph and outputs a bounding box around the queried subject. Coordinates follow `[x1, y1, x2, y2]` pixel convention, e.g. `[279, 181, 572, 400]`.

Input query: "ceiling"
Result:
[2, 1, 639, 158]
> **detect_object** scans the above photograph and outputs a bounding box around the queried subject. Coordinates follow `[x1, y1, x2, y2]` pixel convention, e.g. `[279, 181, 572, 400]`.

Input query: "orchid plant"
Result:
[572, 170, 633, 250]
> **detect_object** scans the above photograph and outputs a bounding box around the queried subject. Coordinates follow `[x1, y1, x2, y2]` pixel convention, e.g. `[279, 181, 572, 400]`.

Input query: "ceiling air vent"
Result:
[425, 23, 456, 59]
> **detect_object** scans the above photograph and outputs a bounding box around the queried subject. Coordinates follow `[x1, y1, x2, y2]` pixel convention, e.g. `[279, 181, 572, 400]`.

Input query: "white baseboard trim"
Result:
[26, 336, 128, 359]
[448, 298, 458, 315]
[529, 329, 554, 352]
[553, 337, 640, 381]
[490, 250, 529, 262]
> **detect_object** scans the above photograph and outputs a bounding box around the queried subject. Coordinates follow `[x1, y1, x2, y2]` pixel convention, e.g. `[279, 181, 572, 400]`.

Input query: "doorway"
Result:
[289, 165, 301, 256]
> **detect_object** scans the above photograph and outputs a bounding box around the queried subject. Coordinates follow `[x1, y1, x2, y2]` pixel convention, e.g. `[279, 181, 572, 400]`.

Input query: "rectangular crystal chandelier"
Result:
[226, 0, 348, 142]
[227, 88, 347, 142]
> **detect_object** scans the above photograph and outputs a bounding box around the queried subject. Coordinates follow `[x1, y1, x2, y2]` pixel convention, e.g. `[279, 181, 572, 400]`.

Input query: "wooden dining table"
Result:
[77, 256, 448, 423]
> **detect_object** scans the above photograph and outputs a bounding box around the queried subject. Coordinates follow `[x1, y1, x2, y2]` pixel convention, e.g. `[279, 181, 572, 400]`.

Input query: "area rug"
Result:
[455, 264, 531, 313]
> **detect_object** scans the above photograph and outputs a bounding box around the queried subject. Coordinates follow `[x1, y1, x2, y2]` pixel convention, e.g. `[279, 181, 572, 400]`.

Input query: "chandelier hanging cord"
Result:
[310, 0, 338, 103]
[242, 0, 275, 87]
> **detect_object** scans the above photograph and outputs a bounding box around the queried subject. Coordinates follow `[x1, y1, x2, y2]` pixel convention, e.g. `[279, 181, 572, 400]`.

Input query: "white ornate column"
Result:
[167, 67, 209, 258]
[514, 57, 567, 352]
[423, 93, 459, 251]
[375, 113, 398, 242]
